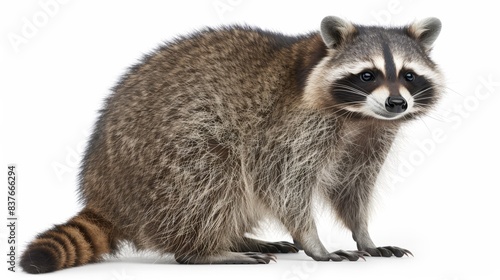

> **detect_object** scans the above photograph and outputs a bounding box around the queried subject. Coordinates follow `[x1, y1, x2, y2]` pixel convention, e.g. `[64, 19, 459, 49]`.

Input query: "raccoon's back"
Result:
[101, 26, 305, 141]
[113, 26, 305, 107]
[78, 26, 307, 232]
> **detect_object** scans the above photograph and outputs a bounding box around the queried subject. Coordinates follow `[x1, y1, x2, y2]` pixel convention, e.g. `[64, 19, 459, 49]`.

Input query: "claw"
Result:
[359, 250, 370, 257]
[267, 253, 277, 262]
[404, 249, 414, 257]
[357, 253, 366, 261]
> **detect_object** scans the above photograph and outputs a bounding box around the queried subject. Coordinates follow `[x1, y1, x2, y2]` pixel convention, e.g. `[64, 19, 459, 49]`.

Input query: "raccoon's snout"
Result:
[385, 96, 408, 113]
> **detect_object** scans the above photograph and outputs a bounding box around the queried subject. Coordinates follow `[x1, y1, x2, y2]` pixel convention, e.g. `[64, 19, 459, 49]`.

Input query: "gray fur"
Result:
[26, 17, 443, 269]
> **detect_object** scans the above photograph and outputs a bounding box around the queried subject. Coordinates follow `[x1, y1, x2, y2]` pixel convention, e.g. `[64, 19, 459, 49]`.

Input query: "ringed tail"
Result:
[20, 207, 116, 274]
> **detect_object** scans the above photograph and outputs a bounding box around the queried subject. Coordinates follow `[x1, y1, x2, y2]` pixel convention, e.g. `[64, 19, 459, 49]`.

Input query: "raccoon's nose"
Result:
[385, 96, 408, 113]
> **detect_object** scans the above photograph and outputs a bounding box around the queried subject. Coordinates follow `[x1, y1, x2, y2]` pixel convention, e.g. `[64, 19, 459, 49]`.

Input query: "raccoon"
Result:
[20, 16, 443, 273]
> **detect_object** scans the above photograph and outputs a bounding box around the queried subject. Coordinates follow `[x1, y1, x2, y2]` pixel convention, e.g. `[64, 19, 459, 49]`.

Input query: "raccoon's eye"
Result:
[360, 72, 375, 82]
[404, 72, 415, 82]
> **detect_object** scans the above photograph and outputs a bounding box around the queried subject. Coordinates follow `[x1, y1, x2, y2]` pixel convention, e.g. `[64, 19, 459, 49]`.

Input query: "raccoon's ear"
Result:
[320, 16, 356, 49]
[407, 17, 442, 52]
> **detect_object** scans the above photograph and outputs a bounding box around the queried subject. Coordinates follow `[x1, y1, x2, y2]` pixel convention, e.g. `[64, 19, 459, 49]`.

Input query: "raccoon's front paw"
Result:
[364, 246, 413, 257]
[310, 250, 369, 262]
[332, 250, 370, 261]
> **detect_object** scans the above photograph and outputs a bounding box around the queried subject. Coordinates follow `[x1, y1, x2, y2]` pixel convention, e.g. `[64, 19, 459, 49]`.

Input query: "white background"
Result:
[1, 0, 499, 279]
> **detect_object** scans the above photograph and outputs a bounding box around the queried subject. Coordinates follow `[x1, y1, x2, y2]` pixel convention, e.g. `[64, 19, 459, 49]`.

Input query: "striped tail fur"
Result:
[20, 207, 116, 274]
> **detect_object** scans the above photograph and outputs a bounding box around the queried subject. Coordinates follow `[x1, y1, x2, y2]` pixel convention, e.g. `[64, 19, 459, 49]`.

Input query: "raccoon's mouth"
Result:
[363, 97, 410, 120]
[369, 102, 403, 119]
[372, 110, 402, 119]
[345, 104, 404, 120]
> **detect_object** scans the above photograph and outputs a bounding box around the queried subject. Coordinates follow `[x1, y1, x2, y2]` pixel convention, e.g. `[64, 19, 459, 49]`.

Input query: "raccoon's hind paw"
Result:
[175, 251, 276, 264]
[242, 252, 277, 264]
[365, 246, 413, 257]
[234, 238, 298, 254]
[292, 239, 303, 250]
[259, 241, 299, 253]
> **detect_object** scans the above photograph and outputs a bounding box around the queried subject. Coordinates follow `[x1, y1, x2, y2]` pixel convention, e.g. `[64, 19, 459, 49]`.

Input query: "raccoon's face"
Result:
[304, 16, 444, 121]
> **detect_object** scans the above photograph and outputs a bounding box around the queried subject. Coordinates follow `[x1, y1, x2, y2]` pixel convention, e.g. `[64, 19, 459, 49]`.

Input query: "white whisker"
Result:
[412, 87, 433, 98]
